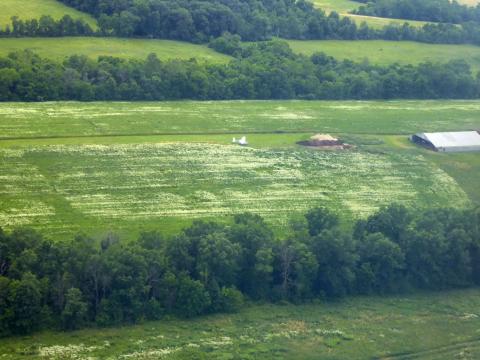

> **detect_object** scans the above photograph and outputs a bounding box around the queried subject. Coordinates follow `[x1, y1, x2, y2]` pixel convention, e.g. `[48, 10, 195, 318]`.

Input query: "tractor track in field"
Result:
[380, 337, 480, 359]
[0, 130, 412, 142]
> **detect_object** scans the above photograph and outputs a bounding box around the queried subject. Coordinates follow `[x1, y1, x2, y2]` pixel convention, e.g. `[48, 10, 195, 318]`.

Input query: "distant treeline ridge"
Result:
[0, 204, 479, 336]
[3, 1, 480, 47]
[0, 41, 479, 101]
[354, 0, 480, 24]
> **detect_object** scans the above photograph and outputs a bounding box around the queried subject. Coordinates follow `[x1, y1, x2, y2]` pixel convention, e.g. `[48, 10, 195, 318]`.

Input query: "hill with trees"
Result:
[0, 0, 97, 30]
[0, 37, 230, 63]
[353, 0, 480, 24]
[1, 41, 478, 101]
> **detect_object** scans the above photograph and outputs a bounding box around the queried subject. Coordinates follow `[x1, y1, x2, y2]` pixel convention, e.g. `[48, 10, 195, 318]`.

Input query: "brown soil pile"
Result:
[297, 134, 352, 150]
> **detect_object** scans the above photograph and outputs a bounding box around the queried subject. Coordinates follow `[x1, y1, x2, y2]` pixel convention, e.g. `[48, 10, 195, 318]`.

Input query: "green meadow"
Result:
[458, 0, 480, 5]
[0, 0, 98, 30]
[1, 288, 479, 359]
[312, 0, 429, 28]
[1, 101, 479, 139]
[0, 37, 231, 63]
[313, 0, 360, 13]
[0, 101, 478, 240]
[287, 40, 480, 71]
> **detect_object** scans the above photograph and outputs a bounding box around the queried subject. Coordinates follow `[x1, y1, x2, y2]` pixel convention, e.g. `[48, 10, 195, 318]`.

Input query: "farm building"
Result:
[410, 131, 480, 152]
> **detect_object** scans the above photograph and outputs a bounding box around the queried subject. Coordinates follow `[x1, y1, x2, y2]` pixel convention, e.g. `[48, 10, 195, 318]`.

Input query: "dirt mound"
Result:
[297, 134, 352, 149]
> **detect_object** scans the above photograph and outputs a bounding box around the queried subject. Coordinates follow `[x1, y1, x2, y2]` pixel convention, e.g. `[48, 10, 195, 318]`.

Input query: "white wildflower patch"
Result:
[120, 347, 179, 359]
[201, 336, 233, 348]
[461, 313, 479, 320]
[38, 344, 100, 359]
[315, 329, 346, 337]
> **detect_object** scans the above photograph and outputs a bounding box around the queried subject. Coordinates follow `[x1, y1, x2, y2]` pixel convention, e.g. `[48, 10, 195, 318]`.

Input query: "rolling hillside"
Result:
[287, 40, 480, 71]
[0, 0, 97, 29]
[312, 0, 429, 28]
[0, 37, 231, 63]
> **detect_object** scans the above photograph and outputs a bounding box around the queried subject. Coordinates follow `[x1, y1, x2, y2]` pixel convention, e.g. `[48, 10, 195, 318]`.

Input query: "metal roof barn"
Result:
[411, 131, 480, 152]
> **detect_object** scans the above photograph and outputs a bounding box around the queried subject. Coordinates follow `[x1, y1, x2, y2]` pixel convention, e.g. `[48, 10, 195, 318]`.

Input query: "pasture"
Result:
[287, 40, 480, 71]
[0, 288, 479, 359]
[459, 0, 480, 5]
[0, 37, 230, 63]
[0, 101, 478, 240]
[1, 101, 479, 139]
[312, 0, 429, 28]
[0, 0, 97, 29]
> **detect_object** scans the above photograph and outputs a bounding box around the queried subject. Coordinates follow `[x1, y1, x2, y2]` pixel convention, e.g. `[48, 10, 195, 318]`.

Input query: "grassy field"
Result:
[313, 0, 361, 14]
[458, 0, 480, 5]
[0, 136, 469, 239]
[0, 0, 97, 30]
[312, 0, 429, 28]
[1, 101, 479, 139]
[0, 37, 230, 62]
[287, 40, 480, 71]
[0, 288, 479, 359]
[0, 101, 478, 240]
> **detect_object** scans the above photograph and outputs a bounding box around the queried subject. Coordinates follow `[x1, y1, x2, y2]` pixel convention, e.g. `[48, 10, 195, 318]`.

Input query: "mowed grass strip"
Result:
[1, 288, 479, 359]
[286, 40, 480, 71]
[0, 0, 98, 29]
[0, 37, 231, 63]
[1, 101, 479, 139]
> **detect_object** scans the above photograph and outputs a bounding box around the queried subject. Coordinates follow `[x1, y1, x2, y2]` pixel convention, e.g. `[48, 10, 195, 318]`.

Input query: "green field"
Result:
[287, 40, 480, 71]
[0, 101, 478, 240]
[0, 0, 98, 29]
[312, 0, 429, 28]
[458, 0, 480, 5]
[0, 37, 230, 62]
[1, 288, 479, 359]
[1, 101, 480, 139]
[313, 0, 360, 13]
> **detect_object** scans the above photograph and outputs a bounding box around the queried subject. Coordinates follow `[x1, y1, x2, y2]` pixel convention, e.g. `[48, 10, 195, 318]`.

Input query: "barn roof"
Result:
[416, 131, 480, 149]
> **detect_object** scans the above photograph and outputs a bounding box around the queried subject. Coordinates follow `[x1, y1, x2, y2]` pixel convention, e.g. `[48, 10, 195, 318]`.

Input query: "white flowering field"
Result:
[0, 141, 470, 238]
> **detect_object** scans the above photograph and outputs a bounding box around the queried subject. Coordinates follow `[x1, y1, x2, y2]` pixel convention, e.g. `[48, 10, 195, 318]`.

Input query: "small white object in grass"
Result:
[232, 136, 248, 145]
[238, 136, 248, 145]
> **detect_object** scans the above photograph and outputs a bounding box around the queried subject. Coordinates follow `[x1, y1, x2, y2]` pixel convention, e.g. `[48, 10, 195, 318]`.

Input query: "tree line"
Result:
[0, 204, 479, 336]
[0, 41, 479, 102]
[2, 0, 480, 46]
[1, 15, 95, 37]
[354, 0, 480, 24]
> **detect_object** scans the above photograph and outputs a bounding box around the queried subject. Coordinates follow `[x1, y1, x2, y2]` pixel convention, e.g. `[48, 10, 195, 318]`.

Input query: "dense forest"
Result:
[0, 204, 478, 336]
[354, 0, 480, 24]
[2, 1, 480, 46]
[0, 41, 478, 101]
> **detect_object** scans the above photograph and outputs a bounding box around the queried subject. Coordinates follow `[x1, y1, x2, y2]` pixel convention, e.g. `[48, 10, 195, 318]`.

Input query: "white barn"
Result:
[411, 131, 480, 152]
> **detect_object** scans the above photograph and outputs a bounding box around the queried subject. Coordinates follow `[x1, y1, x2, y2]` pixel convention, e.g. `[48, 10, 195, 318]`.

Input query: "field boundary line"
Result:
[0, 130, 418, 142]
[380, 337, 480, 359]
